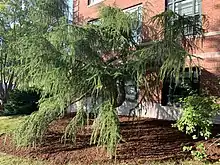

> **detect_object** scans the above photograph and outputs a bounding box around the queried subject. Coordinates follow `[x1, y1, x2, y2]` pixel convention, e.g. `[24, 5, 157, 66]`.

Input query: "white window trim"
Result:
[88, 0, 104, 7]
[204, 31, 220, 37]
[123, 4, 143, 13]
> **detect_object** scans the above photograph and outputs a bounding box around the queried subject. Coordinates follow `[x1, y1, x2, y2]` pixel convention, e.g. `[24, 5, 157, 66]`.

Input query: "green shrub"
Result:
[174, 95, 220, 139]
[183, 143, 207, 161]
[3, 89, 41, 116]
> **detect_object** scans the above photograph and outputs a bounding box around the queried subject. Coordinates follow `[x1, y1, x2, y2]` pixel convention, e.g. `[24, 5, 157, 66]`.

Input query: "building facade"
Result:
[72, 0, 220, 120]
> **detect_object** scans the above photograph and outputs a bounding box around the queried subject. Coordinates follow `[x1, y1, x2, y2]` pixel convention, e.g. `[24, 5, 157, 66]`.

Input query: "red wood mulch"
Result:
[0, 116, 220, 165]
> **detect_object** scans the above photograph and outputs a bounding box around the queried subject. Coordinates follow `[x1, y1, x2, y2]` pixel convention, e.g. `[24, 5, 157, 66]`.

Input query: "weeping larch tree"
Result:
[1, 0, 205, 157]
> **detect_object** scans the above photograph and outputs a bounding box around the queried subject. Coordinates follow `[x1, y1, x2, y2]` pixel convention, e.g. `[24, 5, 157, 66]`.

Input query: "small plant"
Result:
[192, 143, 207, 161]
[183, 145, 193, 152]
[183, 143, 207, 161]
[174, 95, 220, 139]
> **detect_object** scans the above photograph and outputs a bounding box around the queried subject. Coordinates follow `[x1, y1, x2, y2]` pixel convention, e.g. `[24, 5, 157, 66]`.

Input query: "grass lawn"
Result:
[0, 116, 26, 135]
[1, 155, 220, 165]
[0, 115, 48, 165]
[0, 152, 47, 165]
[149, 160, 220, 165]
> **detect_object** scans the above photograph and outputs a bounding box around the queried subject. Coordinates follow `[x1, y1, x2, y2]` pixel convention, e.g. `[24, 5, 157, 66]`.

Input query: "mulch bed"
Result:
[0, 116, 220, 164]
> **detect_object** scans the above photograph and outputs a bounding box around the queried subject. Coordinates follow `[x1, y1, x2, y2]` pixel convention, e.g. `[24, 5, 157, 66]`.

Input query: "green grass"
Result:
[148, 160, 220, 165]
[0, 115, 49, 165]
[0, 116, 26, 135]
[0, 152, 47, 165]
[2, 155, 220, 165]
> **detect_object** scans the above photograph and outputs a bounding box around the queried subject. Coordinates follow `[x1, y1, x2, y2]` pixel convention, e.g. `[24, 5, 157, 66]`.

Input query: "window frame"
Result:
[166, 0, 202, 17]
[88, 0, 104, 6]
[123, 4, 143, 44]
[87, 4, 143, 43]
[88, 18, 100, 25]
[166, 0, 202, 35]
[161, 67, 201, 106]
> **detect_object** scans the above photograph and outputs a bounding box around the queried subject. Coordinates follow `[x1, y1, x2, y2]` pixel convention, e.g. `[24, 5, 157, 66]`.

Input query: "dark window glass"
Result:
[88, 0, 103, 6]
[161, 67, 200, 106]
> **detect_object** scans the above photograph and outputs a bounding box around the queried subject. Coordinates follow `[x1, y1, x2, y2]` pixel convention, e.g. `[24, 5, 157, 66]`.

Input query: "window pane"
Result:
[168, 4, 173, 10]
[123, 4, 143, 43]
[162, 67, 200, 106]
[167, 0, 173, 4]
[167, 0, 202, 35]
[88, 0, 103, 5]
[89, 19, 100, 25]
[171, 0, 201, 16]
[195, 0, 201, 14]
[175, 0, 193, 16]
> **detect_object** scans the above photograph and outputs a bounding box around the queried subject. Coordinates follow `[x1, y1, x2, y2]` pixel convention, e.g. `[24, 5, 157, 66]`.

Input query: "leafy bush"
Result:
[3, 89, 41, 116]
[174, 95, 220, 139]
[183, 143, 207, 161]
[191, 143, 207, 160]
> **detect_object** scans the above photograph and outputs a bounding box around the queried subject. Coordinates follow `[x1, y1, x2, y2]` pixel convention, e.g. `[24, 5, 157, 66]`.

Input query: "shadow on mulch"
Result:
[0, 116, 220, 165]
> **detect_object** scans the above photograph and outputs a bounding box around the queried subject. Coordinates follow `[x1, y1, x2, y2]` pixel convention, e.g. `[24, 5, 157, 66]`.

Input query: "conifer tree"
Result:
[0, 0, 204, 157]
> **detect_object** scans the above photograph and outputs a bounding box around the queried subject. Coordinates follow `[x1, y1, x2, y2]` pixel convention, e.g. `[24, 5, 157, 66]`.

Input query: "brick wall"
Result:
[202, 0, 220, 32]
[76, 0, 165, 23]
[197, 0, 220, 96]
[75, 0, 220, 97]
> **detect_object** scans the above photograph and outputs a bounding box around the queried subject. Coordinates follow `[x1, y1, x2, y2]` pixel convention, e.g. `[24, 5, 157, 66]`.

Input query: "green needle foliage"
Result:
[63, 100, 87, 144]
[90, 101, 121, 157]
[0, 0, 205, 157]
[14, 96, 67, 146]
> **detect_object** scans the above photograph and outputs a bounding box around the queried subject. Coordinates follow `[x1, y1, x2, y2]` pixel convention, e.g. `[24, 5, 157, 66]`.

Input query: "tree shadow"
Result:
[30, 118, 194, 163]
[117, 119, 193, 161]
[200, 69, 220, 96]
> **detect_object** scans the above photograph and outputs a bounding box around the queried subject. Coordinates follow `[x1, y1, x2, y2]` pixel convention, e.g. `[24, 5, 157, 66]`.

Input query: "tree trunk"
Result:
[113, 79, 126, 108]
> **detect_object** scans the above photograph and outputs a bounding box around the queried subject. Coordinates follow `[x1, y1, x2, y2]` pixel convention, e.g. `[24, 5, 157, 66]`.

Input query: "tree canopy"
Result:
[0, 0, 205, 157]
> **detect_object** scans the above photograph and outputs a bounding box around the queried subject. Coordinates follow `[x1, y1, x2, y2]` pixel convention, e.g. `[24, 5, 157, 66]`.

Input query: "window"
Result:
[167, 0, 201, 16]
[88, 19, 100, 25]
[88, 0, 103, 6]
[166, 0, 202, 35]
[125, 81, 138, 102]
[87, 4, 143, 43]
[161, 67, 200, 106]
[123, 4, 143, 43]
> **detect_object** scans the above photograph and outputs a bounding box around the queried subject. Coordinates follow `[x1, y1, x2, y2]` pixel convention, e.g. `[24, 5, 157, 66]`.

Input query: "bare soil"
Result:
[0, 116, 220, 165]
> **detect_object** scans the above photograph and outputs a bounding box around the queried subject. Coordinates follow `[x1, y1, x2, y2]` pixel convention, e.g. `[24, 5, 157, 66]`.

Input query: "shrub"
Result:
[183, 143, 207, 161]
[3, 89, 41, 116]
[174, 95, 220, 139]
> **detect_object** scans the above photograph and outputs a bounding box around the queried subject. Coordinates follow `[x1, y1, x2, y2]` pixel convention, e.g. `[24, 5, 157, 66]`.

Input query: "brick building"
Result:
[72, 0, 220, 120]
